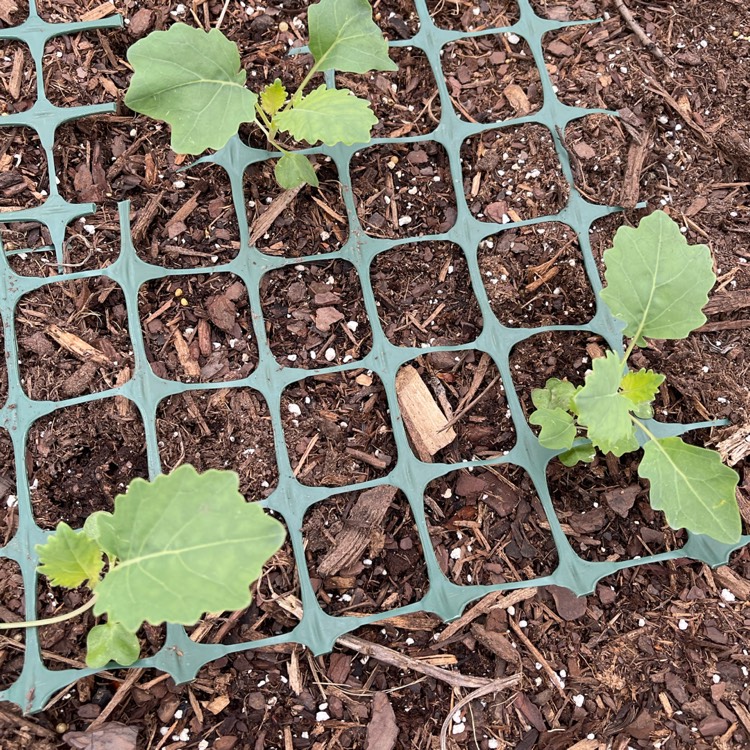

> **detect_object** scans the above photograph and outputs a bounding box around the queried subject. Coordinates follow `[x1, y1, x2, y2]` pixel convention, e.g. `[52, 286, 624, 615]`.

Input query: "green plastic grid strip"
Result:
[1, 0, 747, 713]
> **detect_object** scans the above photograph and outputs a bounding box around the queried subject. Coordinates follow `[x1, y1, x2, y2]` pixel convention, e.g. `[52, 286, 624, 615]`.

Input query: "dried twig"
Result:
[613, 0, 666, 61]
[438, 676, 521, 750]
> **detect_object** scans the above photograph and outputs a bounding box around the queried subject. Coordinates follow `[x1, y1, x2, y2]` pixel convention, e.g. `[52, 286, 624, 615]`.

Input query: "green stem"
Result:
[630, 414, 656, 441]
[253, 114, 290, 155]
[0, 596, 97, 631]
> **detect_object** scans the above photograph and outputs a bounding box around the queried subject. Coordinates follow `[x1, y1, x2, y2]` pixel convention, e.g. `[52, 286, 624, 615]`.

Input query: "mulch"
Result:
[1, 0, 749, 748]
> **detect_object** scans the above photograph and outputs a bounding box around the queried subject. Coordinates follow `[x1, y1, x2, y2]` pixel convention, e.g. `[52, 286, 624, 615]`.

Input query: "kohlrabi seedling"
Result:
[124, 0, 396, 189]
[0, 465, 285, 668]
[529, 211, 741, 544]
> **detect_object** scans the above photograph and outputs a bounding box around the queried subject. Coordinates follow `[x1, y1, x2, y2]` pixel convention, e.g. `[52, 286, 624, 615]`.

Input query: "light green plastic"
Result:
[1, 0, 746, 713]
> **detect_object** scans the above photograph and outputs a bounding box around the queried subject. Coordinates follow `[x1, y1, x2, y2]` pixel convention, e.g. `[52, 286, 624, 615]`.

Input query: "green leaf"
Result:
[274, 153, 319, 190]
[639, 437, 741, 544]
[36, 523, 103, 589]
[620, 369, 665, 405]
[574, 351, 639, 456]
[531, 378, 576, 412]
[529, 407, 576, 450]
[91, 465, 286, 631]
[261, 79, 288, 116]
[559, 442, 596, 467]
[124, 24, 258, 154]
[308, 0, 397, 73]
[274, 85, 377, 146]
[600, 211, 715, 345]
[86, 621, 141, 668]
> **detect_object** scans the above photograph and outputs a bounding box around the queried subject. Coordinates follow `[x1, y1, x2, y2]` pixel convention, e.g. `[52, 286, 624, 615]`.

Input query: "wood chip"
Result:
[716, 423, 750, 466]
[0, 0, 18, 23]
[171, 327, 201, 378]
[503, 83, 531, 116]
[80, 1, 116, 21]
[317, 485, 398, 576]
[395, 365, 455, 460]
[9, 48, 23, 100]
[204, 694, 230, 715]
[46, 324, 112, 366]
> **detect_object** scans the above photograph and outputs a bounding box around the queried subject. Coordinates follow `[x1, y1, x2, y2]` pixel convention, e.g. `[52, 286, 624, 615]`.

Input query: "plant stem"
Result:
[253, 112, 289, 155]
[0, 596, 96, 630]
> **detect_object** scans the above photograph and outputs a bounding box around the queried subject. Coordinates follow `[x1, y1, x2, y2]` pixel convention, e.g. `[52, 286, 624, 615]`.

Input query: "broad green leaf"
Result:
[275, 153, 319, 189]
[83, 511, 117, 559]
[124, 24, 258, 154]
[559, 442, 596, 467]
[308, 0, 397, 73]
[620, 368, 665, 406]
[36, 523, 103, 589]
[639, 437, 741, 544]
[261, 79, 287, 116]
[275, 85, 377, 146]
[92, 465, 286, 631]
[86, 621, 140, 668]
[574, 351, 639, 456]
[531, 378, 576, 412]
[600, 211, 715, 346]
[529, 407, 576, 450]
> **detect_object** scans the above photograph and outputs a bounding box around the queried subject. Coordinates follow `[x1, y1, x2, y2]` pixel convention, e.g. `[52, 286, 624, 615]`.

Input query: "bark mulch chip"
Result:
[0, 428, 18, 545]
[0, 558, 24, 690]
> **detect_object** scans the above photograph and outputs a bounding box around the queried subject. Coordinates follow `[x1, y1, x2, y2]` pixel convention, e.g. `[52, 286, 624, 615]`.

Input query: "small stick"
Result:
[613, 0, 666, 61]
[337, 634, 505, 690]
[439, 677, 520, 750]
[508, 617, 566, 698]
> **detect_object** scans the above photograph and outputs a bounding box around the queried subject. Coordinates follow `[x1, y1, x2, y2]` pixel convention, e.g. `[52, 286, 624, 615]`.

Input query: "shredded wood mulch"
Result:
[1, 0, 749, 748]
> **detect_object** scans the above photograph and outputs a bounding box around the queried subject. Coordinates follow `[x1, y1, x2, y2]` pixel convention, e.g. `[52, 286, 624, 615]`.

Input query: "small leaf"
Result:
[308, 0, 397, 73]
[275, 85, 377, 146]
[620, 368, 665, 405]
[639, 437, 741, 544]
[83, 511, 117, 559]
[531, 378, 576, 412]
[559, 442, 596, 467]
[275, 153, 319, 189]
[261, 79, 288, 116]
[574, 351, 639, 456]
[529, 407, 576, 450]
[86, 621, 141, 668]
[36, 523, 103, 589]
[92, 465, 286, 631]
[600, 211, 715, 345]
[124, 24, 258, 154]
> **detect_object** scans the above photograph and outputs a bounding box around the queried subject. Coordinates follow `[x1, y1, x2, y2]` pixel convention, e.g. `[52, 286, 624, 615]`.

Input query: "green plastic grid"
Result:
[1, 0, 747, 713]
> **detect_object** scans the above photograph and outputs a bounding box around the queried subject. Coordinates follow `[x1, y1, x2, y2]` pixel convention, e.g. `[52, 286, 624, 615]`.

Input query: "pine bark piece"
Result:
[317, 485, 398, 577]
[395, 365, 456, 460]
[46, 324, 112, 366]
[80, 1, 116, 21]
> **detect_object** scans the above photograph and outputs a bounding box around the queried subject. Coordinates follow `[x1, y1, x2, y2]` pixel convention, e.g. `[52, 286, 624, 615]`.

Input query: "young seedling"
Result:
[0, 465, 285, 668]
[124, 0, 396, 189]
[529, 211, 741, 544]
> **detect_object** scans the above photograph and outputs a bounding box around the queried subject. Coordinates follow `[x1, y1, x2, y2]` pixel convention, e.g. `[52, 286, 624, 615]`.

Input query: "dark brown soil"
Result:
[2, 0, 750, 747]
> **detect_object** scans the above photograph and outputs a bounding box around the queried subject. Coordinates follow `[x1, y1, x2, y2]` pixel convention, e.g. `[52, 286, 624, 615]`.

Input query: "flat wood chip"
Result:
[395, 365, 456, 460]
[317, 485, 398, 577]
[81, 1, 116, 21]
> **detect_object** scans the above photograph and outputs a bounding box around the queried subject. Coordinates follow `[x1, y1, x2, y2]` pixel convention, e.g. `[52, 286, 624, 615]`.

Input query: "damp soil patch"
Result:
[424, 464, 557, 584]
[281, 370, 396, 487]
[478, 220, 596, 327]
[426, 0, 520, 30]
[16, 276, 133, 401]
[462, 123, 569, 223]
[156, 387, 278, 501]
[442, 33, 542, 124]
[261, 258, 371, 369]
[26, 398, 148, 531]
[371, 240, 483, 347]
[302, 486, 428, 616]
[0, 128, 49, 210]
[245, 157, 348, 257]
[352, 141, 456, 239]
[0, 559, 24, 690]
[139, 272, 258, 383]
